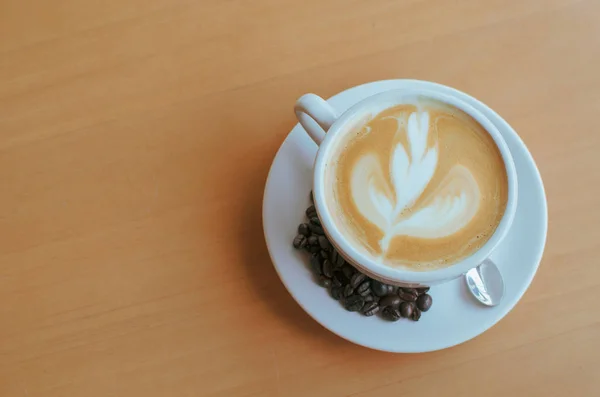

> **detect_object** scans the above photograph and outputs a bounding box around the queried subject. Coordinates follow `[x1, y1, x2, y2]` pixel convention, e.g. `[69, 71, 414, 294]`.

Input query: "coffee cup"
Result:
[295, 87, 517, 286]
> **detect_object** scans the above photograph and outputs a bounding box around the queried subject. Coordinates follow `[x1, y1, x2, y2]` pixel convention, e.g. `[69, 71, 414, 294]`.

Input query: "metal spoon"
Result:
[465, 259, 505, 306]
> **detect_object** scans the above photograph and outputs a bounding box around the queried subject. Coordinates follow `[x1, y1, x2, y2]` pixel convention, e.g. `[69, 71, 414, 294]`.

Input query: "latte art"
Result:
[327, 99, 508, 270]
[351, 112, 481, 251]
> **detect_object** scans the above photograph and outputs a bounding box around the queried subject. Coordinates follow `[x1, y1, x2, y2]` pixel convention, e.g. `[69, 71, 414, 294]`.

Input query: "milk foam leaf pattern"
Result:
[350, 154, 394, 232]
[349, 110, 481, 255]
[391, 112, 438, 219]
[388, 165, 480, 239]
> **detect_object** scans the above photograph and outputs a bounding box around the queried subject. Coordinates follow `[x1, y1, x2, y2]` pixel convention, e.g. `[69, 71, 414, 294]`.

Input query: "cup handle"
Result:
[294, 94, 338, 145]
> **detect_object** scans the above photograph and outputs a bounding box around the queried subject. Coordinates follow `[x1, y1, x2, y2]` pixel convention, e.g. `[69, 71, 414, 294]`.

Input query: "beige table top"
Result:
[1, 0, 599, 395]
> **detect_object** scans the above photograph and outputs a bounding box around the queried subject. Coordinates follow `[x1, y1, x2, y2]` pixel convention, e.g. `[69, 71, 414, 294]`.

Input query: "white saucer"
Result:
[262, 80, 548, 352]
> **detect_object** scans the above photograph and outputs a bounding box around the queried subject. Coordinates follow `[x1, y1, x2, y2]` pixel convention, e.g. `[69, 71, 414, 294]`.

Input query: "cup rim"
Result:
[312, 87, 518, 285]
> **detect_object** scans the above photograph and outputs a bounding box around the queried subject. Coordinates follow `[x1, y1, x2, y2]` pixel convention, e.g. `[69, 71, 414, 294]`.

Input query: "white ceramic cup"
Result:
[295, 87, 518, 286]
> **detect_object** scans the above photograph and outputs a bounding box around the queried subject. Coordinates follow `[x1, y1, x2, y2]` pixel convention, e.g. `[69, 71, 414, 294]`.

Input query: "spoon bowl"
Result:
[465, 259, 505, 306]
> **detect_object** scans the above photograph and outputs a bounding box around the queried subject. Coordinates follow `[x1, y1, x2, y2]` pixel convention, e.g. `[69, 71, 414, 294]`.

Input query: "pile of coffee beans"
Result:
[292, 192, 433, 321]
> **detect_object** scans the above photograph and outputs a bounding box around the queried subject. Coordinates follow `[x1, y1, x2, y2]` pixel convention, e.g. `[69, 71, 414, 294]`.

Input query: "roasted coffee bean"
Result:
[332, 277, 342, 288]
[343, 284, 354, 297]
[332, 270, 344, 284]
[330, 250, 345, 269]
[329, 250, 338, 266]
[411, 308, 422, 321]
[333, 270, 349, 285]
[318, 236, 332, 251]
[381, 306, 402, 322]
[319, 276, 332, 288]
[331, 287, 342, 300]
[319, 250, 329, 261]
[359, 287, 372, 297]
[293, 234, 306, 249]
[309, 240, 320, 254]
[398, 289, 418, 302]
[334, 251, 346, 267]
[316, 251, 326, 263]
[309, 223, 325, 235]
[322, 260, 333, 278]
[298, 223, 311, 237]
[357, 280, 371, 295]
[309, 217, 321, 227]
[362, 302, 380, 316]
[416, 294, 432, 312]
[310, 254, 322, 275]
[400, 302, 414, 318]
[379, 294, 401, 309]
[342, 264, 355, 281]
[306, 205, 317, 218]
[371, 280, 392, 297]
[364, 294, 375, 303]
[350, 273, 367, 289]
[345, 295, 365, 312]
[416, 287, 430, 295]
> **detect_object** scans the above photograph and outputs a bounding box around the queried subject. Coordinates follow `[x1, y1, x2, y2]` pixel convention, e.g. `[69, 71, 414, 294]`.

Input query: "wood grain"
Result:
[1, 0, 599, 395]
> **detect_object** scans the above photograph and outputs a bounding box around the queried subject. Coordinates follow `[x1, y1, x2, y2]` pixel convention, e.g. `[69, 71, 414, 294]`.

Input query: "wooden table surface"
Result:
[1, 0, 599, 395]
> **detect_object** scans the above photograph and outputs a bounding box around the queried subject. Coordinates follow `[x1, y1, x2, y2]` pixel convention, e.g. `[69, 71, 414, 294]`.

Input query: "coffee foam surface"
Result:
[327, 98, 508, 270]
